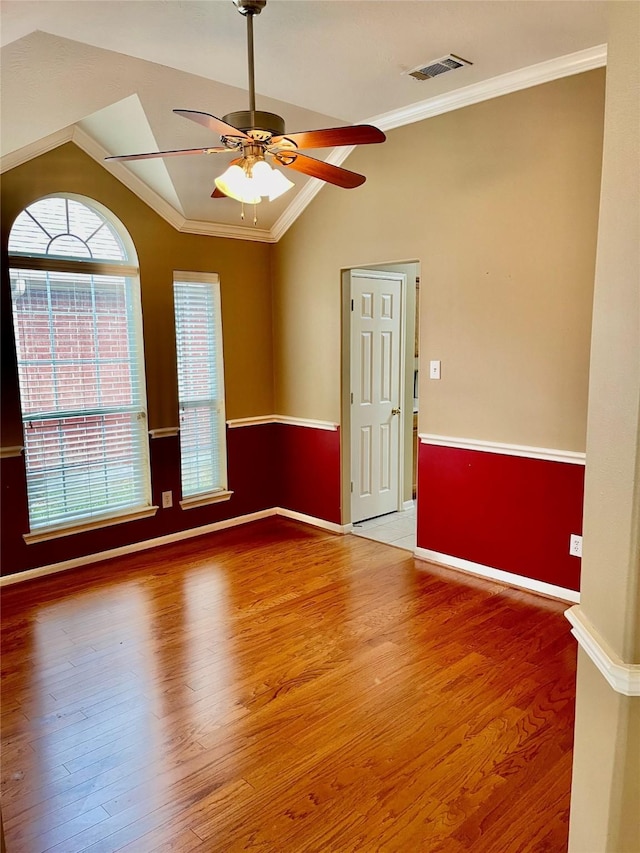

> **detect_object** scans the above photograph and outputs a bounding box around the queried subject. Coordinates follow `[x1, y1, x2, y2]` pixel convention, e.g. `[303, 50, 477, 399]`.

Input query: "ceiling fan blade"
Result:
[106, 147, 229, 163]
[274, 151, 366, 189]
[271, 125, 385, 150]
[174, 109, 250, 140]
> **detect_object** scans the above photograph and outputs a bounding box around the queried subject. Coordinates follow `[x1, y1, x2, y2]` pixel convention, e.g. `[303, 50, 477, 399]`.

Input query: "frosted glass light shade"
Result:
[214, 165, 261, 204]
[250, 160, 275, 197]
[214, 159, 294, 204]
[267, 169, 295, 201]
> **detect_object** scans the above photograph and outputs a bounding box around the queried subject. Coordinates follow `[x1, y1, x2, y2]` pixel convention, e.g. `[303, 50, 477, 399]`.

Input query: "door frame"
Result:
[341, 267, 409, 526]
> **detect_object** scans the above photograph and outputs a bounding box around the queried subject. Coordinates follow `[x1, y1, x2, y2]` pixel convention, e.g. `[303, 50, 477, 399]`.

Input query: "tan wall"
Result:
[1, 143, 274, 444]
[273, 70, 605, 451]
[569, 2, 640, 850]
[570, 650, 640, 852]
[580, 12, 640, 665]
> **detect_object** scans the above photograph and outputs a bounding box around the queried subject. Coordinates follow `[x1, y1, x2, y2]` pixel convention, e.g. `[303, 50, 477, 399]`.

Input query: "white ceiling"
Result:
[1, 1, 608, 239]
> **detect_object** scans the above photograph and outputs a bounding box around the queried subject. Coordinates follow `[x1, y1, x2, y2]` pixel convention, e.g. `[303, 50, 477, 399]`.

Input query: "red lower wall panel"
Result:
[417, 443, 584, 592]
[276, 425, 342, 525]
[0, 421, 343, 577]
[1, 425, 277, 577]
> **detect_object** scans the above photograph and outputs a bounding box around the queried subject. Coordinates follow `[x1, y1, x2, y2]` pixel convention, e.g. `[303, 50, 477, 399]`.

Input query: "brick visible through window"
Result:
[173, 274, 227, 499]
[9, 196, 151, 531]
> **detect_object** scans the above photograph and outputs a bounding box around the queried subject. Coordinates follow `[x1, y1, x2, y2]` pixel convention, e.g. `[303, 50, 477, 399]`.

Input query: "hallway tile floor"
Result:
[351, 505, 416, 552]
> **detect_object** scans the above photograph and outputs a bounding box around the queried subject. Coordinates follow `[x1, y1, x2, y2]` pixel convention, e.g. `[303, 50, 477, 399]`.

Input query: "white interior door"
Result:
[350, 271, 403, 523]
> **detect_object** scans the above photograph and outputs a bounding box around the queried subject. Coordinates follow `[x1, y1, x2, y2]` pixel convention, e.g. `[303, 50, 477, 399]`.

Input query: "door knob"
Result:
[391, 407, 401, 415]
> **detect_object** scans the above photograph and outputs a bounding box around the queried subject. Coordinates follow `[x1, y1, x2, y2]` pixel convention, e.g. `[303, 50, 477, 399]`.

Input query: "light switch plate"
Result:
[429, 360, 441, 380]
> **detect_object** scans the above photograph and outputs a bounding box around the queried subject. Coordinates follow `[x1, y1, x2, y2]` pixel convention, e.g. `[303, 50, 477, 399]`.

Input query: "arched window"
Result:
[8, 195, 152, 537]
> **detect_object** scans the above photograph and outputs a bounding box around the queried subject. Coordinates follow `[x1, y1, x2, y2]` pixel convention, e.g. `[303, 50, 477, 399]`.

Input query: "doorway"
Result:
[341, 263, 419, 534]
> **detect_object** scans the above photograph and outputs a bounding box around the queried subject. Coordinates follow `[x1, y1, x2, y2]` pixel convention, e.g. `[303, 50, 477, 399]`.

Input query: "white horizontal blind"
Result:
[8, 197, 150, 531]
[173, 274, 227, 498]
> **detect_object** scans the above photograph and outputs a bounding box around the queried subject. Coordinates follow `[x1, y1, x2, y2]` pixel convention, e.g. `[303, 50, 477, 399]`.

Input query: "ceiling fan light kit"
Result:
[215, 156, 294, 205]
[105, 0, 386, 224]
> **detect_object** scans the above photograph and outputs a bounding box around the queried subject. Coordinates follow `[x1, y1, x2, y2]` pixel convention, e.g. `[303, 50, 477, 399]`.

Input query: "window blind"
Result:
[173, 276, 227, 498]
[8, 196, 150, 532]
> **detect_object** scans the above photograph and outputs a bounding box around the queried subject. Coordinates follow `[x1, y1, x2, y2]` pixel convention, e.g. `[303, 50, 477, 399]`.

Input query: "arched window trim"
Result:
[8, 194, 155, 541]
[8, 193, 139, 268]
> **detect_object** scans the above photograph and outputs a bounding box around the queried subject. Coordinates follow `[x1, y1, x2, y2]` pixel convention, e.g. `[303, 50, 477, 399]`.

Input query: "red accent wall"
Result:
[276, 424, 342, 524]
[417, 443, 584, 592]
[0, 422, 342, 577]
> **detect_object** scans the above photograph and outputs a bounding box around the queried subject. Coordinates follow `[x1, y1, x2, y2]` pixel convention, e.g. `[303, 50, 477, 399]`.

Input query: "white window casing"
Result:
[8, 195, 153, 538]
[173, 272, 229, 507]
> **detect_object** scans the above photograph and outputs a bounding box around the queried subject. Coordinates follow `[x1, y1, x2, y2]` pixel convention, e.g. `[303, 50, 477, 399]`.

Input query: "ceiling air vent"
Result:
[408, 54, 472, 81]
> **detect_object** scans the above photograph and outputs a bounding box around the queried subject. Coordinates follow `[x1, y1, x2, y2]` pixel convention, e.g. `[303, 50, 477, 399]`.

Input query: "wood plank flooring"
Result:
[1, 518, 577, 852]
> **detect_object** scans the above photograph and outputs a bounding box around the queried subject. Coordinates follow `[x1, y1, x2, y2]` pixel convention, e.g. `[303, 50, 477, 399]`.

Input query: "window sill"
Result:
[180, 490, 233, 510]
[23, 505, 159, 544]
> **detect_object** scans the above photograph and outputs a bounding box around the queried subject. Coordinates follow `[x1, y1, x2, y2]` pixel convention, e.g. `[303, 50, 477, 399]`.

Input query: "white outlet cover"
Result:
[569, 533, 583, 557]
[429, 360, 441, 379]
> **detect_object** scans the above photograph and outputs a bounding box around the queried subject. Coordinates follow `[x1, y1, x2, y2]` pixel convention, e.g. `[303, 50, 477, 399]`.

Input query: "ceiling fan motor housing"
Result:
[223, 110, 285, 140]
[233, 0, 266, 16]
[105, 0, 383, 209]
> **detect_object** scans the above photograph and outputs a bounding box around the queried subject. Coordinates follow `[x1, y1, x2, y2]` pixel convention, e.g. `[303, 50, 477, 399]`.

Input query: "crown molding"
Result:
[174, 217, 273, 243]
[72, 127, 275, 243]
[270, 177, 323, 242]
[1, 125, 274, 244]
[367, 43, 607, 133]
[72, 125, 185, 230]
[1, 127, 75, 173]
[271, 44, 606, 241]
[270, 145, 356, 242]
[1, 44, 606, 244]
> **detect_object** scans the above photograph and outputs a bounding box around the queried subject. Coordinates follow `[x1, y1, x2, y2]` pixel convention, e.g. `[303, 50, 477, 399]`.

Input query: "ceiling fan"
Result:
[105, 0, 385, 220]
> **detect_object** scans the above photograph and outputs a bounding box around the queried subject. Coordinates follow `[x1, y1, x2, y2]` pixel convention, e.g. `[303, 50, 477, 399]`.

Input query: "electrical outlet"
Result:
[569, 534, 582, 557]
[429, 360, 441, 380]
[162, 490, 173, 509]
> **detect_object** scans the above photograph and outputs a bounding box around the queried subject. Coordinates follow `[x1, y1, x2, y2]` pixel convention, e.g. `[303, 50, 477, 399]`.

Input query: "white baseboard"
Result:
[565, 606, 640, 696]
[0, 509, 277, 586]
[276, 508, 351, 534]
[402, 500, 415, 511]
[0, 507, 351, 586]
[414, 547, 580, 603]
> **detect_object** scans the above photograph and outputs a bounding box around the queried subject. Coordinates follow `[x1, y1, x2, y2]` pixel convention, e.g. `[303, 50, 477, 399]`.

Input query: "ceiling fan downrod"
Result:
[225, 1, 285, 140]
[105, 0, 385, 218]
[234, 0, 266, 127]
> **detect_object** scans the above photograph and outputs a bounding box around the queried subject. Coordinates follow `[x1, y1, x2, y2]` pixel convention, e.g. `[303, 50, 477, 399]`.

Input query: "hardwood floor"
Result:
[1, 518, 577, 852]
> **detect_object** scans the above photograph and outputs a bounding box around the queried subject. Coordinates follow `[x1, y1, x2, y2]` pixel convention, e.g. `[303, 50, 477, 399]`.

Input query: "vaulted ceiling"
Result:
[1, 1, 608, 241]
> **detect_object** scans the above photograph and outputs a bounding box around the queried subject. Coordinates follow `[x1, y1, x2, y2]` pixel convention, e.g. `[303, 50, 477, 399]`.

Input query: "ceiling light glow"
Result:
[215, 156, 294, 204]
